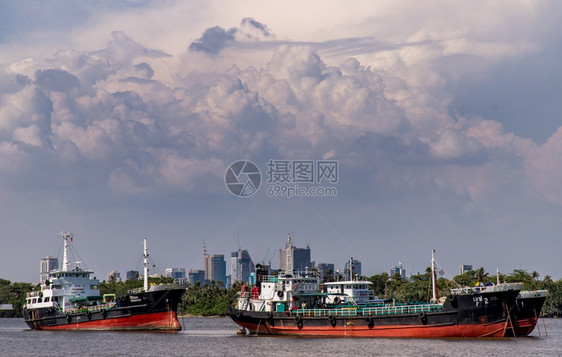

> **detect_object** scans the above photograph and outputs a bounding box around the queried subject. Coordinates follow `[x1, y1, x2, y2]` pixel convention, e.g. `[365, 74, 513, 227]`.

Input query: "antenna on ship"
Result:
[431, 249, 438, 302]
[144, 237, 149, 292]
[58, 232, 73, 272]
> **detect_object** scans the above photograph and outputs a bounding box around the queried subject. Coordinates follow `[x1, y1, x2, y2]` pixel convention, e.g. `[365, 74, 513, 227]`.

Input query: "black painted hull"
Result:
[23, 287, 186, 331]
[229, 289, 521, 338]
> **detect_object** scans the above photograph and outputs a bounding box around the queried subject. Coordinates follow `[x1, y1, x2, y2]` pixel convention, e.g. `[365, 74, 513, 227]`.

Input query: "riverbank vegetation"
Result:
[0, 279, 33, 317]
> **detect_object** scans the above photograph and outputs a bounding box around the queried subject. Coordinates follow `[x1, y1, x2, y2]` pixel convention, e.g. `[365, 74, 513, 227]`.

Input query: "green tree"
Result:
[0, 279, 34, 317]
[181, 281, 239, 316]
[368, 273, 388, 297]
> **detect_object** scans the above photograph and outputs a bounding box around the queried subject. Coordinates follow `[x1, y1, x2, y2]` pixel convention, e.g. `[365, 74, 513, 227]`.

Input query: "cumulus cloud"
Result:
[0, 18, 560, 213]
[189, 17, 273, 55]
[189, 26, 237, 55]
[525, 128, 562, 205]
[239, 17, 273, 40]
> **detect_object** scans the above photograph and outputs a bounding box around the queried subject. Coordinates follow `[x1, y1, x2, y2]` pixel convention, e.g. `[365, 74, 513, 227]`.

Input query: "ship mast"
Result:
[144, 237, 149, 292]
[60, 232, 72, 272]
[431, 249, 437, 302]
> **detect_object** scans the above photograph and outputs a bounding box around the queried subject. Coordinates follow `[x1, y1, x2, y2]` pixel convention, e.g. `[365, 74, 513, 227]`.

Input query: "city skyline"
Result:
[31, 235, 528, 288]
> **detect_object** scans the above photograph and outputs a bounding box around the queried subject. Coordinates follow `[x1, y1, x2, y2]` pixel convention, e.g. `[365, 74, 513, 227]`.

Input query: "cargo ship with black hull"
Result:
[23, 233, 188, 331]
[506, 290, 549, 337]
[228, 250, 523, 338]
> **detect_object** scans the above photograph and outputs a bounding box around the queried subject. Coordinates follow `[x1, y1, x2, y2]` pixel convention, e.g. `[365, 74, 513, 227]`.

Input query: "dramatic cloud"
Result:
[2, 26, 561, 211]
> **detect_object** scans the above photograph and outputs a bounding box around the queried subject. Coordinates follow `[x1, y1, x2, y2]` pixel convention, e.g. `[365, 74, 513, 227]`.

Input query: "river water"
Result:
[0, 317, 559, 356]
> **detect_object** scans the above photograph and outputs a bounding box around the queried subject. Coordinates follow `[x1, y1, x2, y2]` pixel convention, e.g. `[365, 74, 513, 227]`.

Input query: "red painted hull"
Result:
[512, 317, 538, 337]
[34, 311, 181, 331]
[235, 320, 508, 338]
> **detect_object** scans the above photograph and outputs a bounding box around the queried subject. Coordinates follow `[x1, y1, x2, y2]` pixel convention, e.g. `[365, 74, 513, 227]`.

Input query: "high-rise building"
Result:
[390, 261, 407, 279]
[459, 264, 473, 275]
[126, 270, 139, 281]
[317, 263, 335, 280]
[344, 258, 362, 280]
[205, 254, 226, 285]
[165, 268, 186, 279]
[188, 269, 205, 285]
[107, 270, 121, 282]
[231, 249, 255, 283]
[40, 256, 58, 284]
[279, 234, 312, 273]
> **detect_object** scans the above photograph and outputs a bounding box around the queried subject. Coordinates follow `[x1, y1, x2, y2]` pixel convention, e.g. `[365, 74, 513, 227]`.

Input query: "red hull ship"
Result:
[23, 233, 187, 331]
[228, 251, 524, 338]
[507, 290, 548, 336]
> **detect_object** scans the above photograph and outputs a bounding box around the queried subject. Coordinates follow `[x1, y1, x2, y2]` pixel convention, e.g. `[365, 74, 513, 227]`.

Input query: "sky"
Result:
[1, 1, 562, 283]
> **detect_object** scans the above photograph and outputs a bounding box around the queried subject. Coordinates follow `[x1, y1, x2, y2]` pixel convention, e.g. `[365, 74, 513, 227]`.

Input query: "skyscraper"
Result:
[317, 263, 335, 280]
[279, 234, 312, 273]
[390, 261, 407, 279]
[126, 270, 139, 280]
[344, 258, 361, 280]
[107, 270, 121, 282]
[459, 264, 473, 275]
[205, 254, 226, 285]
[165, 268, 186, 279]
[188, 269, 205, 285]
[40, 256, 58, 284]
[231, 249, 255, 283]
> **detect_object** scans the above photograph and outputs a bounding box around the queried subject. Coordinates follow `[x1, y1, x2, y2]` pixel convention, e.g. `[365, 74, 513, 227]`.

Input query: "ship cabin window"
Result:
[44, 297, 50, 302]
[37, 298, 42, 303]
[27, 299, 31, 304]
[32, 298, 37, 304]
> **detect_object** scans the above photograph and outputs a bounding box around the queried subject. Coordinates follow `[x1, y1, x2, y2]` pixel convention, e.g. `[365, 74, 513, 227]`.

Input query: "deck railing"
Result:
[361, 304, 442, 316]
[294, 307, 358, 317]
[64, 302, 116, 315]
[293, 304, 442, 317]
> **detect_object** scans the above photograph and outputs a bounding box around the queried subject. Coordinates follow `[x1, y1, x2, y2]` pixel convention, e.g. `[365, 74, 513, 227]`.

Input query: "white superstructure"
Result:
[323, 280, 380, 305]
[25, 232, 102, 313]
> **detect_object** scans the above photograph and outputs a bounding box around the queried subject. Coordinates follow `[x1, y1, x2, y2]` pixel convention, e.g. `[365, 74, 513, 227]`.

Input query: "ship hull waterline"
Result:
[229, 312, 511, 338]
[28, 311, 180, 331]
